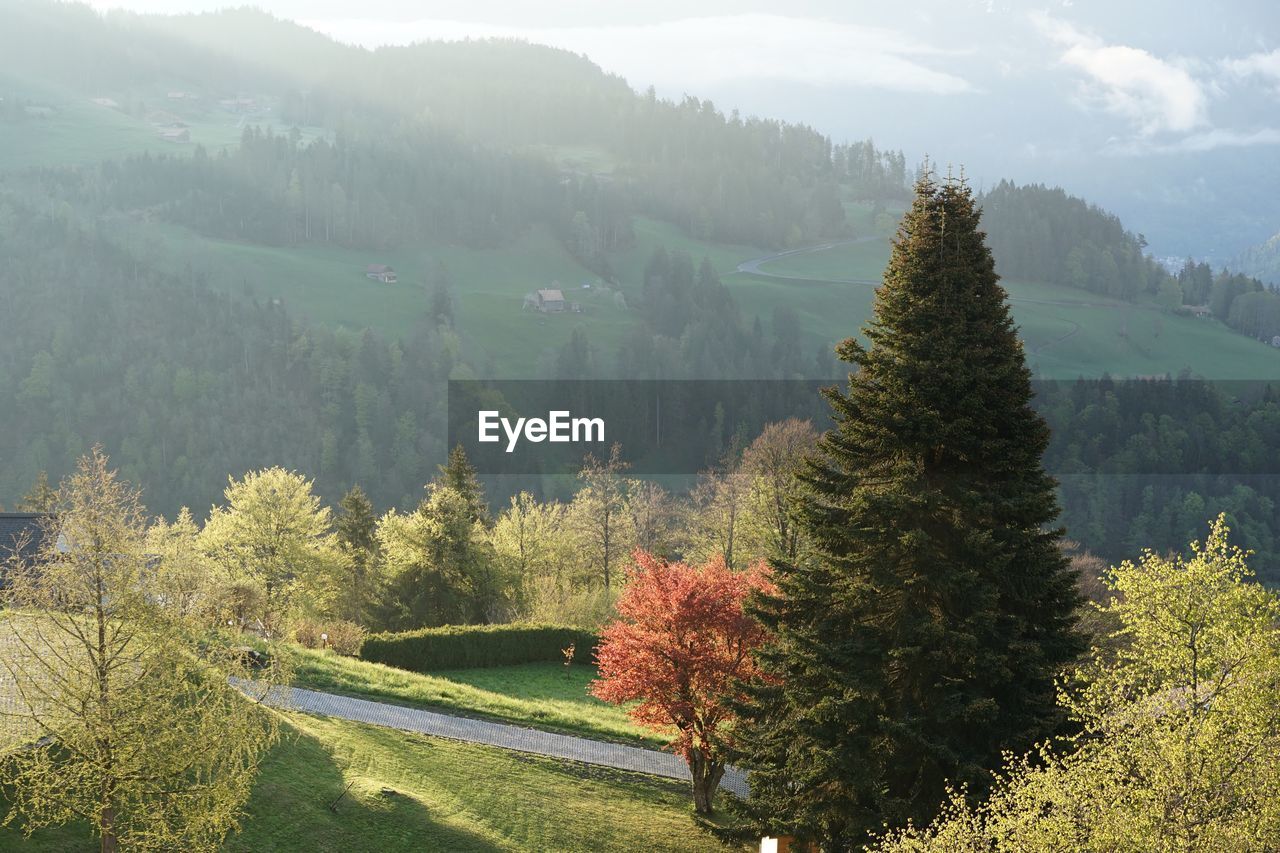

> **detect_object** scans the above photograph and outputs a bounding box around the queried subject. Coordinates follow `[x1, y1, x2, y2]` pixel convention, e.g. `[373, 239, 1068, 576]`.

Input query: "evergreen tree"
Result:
[438, 444, 488, 525]
[732, 171, 1084, 846]
[335, 485, 380, 623]
[17, 471, 57, 513]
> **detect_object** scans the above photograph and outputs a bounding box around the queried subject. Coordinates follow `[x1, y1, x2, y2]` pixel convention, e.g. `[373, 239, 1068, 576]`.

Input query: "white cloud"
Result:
[1162, 127, 1280, 152]
[1102, 126, 1280, 156]
[301, 14, 974, 95]
[1031, 12, 1208, 136]
[1224, 48, 1280, 92]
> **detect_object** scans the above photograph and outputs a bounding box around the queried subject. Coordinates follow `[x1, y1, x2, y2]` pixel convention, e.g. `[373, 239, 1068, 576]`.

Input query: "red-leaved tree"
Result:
[591, 551, 774, 814]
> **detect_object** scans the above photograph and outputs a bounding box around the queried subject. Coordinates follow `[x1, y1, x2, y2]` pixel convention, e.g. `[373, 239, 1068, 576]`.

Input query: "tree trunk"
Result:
[688, 749, 725, 815]
[100, 802, 118, 853]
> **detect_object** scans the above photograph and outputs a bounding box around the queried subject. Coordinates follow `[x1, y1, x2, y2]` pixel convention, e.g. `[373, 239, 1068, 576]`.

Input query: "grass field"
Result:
[725, 238, 1280, 380]
[289, 648, 665, 748]
[0, 74, 323, 170]
[11, 87, 1274, 384]
[0, 712, 734, 852]
[136, 223, 634, 376]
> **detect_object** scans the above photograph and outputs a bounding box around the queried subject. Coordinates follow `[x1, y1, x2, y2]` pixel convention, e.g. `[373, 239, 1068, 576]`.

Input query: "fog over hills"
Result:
[86, 0, 1280, 262]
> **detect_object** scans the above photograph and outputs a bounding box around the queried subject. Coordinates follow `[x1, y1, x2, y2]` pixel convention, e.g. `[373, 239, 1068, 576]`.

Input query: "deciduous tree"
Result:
[569, 444, 630, 589]
[200, 467, 336, 636]
[875, 516, 1280, 852]
[0, 450, 279, 853]
[592, 552, 773, 814]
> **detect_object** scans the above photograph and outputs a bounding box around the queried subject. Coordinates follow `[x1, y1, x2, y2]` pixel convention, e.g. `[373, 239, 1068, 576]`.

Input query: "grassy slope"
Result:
[0, 73, 279, 168]
[138, 223, 631, 377]
[289, 648, 665, 748]
[740, 239, 1280, 380]
[6, 82, 1273, 381]
[1, 713, 732, 852]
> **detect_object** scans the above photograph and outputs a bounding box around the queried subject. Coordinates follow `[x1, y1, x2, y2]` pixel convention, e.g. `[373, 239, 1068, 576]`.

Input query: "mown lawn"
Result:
[288, 648, 667, 748]
[1, 712, 736, 852]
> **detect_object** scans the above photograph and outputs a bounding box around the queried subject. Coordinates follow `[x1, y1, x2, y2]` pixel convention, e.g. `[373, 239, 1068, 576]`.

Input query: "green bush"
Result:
[291, 619, 366, 657]
[360, 623, 599, 672]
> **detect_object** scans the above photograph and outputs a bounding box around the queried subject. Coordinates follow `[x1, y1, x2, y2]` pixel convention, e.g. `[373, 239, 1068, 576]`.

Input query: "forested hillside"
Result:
[0, 195, 450, 513]
[980, 181, 1172, 300]
[3, 0, 1280, 585]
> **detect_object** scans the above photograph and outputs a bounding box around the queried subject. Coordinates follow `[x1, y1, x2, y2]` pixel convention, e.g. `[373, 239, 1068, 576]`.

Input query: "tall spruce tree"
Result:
[439, 444, 488, 525]
[733, 171, 1084, 846]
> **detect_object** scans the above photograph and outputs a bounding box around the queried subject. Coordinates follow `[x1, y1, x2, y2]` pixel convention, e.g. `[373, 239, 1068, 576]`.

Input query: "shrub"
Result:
[360, 623, 599, 672]
[325, 620, 365, 657]
[292, 619, 365, 656]
[292, 618, 322, 649]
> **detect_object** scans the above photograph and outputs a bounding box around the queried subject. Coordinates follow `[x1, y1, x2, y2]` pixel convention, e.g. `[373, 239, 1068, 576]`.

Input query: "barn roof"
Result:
[537, 288, 565, 301]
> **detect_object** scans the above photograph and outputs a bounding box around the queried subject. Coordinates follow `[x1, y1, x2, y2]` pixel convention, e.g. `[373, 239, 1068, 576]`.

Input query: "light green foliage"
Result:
[568, 445, 633, 590]
[684, 462, 754, 571]
[491, 491, 581, 621]
[200, 468, 338, 636]
[0, 450, 280, 852]
[876, 515, 1280, 852]
[145, 507, 213, 620]
[377, 485, 499, 627]
[739, 418, 818, 565]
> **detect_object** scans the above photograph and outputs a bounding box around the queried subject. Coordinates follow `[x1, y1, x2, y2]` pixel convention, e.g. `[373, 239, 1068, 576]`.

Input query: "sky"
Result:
[86, 1, 1280, 258]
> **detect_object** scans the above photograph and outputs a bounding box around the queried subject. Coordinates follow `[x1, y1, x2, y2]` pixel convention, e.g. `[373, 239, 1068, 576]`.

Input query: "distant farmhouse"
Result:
[0, 513, 54, 585]
[159, 128, 191, 143]
[365, 264, 397, 284]
[535, 288, 565, 313]
[219, 96, 257, 113]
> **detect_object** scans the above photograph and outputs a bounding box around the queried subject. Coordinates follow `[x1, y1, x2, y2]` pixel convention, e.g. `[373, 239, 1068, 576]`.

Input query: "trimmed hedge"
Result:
[360, 623, 599, 672]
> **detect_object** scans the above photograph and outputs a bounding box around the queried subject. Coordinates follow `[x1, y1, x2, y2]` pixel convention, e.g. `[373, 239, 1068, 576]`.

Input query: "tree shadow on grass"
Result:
[0, 717, 502, 853]
[224, 718, 502, 853]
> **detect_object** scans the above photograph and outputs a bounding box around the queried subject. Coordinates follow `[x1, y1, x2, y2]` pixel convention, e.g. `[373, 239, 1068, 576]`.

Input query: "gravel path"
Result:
[240, 680, 749, 798]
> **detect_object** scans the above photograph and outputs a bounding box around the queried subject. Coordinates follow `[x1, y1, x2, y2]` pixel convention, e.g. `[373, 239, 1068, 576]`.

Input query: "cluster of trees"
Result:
[980, 182, 1280, 344]
[980, 181, 1173, 300]
[8, 419, 817, 643]
[610, 247, 838, 381]
[1, 450, 283, 851]
[876, 517, 1280, 851]
[587, 174, 1280, 847]
[1177, 259, 1280, 341]
[5, 3, 909, 256]
[0, 191, 451, 516]
[32, 126, 590, 251]
[1037, 378, 1280, 581]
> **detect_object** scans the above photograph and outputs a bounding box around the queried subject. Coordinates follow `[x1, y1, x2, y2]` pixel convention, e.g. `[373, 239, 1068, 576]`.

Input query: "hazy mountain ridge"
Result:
[1232, 231, 1280, 287]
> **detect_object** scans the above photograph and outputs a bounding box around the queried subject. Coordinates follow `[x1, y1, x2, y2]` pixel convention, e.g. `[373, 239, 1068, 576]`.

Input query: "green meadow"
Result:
[0, 713, 731, 852]
[289, 649, 663, 748]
